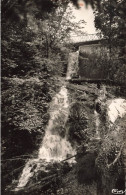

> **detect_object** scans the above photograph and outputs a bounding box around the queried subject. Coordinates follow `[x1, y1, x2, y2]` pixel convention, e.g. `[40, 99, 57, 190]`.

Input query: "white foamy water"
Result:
[15, 159, 38, 190]
[38, 86, 76, 162]
[66, 51, 79, 80]
[15, 51, 79, 190]
[94, 85, 107, 137]
[94, 110, 100, 136]
[108, 98, 126, 123]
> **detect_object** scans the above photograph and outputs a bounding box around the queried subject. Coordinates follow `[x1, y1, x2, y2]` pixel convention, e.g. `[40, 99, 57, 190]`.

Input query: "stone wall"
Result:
[78, 43, 109, 79]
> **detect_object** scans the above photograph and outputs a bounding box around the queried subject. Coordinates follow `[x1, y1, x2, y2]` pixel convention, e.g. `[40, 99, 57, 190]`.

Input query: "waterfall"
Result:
[66, 51, 79, 80]
[94, 85, 107, 137]
[94, 110, 100, 137]
[15, 52, 79, 191]
[38, 86, 76, 162]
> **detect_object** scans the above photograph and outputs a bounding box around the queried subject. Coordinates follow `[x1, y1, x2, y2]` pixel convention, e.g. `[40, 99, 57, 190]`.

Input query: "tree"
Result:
[35, 4, 85, 58]
[94, 0, 125, 52]
[93, 0, 126, 83]
[1, 0, 58, 23]
[2, 0, 85, 77]
[70, 0, 101, 9]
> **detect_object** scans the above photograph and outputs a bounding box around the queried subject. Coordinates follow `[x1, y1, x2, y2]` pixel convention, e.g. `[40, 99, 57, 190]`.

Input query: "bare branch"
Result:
[107, 143, 124, 168]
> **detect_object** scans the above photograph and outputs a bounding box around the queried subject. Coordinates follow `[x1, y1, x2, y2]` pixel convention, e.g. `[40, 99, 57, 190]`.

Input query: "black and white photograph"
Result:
[1, 0, 126, 194]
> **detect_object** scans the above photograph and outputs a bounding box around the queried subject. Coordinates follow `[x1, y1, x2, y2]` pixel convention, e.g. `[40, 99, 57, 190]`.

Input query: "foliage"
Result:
[71, 0, 101, 9]
[1, 75, 53, 193]
[68, 106, 88, 144]
[93, 0, 126, 84]
[30, 4, 85, 57]
[94, 0, 126, 50]
[79, 45, 126, 84]
[79, 50, 110, 79]
[95, 116, 125, 194]
[2, 0, 101, 23]
[2, 1, 85, 77]
[1, 0, 58, 23]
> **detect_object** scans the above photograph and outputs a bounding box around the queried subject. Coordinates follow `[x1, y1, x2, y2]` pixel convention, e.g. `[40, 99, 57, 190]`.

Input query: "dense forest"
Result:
[1, 0, 126, 194]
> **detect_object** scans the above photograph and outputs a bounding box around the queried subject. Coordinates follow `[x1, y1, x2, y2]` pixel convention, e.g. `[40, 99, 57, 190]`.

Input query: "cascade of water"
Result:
[94, 110, 100, 137]
[94, 85, 107, 137]
[15, 51, 79, 190]
[66, 51, 79, 80]
[38, 86, 76, 162]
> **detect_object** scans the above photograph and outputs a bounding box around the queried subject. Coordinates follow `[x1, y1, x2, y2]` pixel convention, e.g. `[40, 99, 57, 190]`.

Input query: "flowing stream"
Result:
[15, 52, 78, 191]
